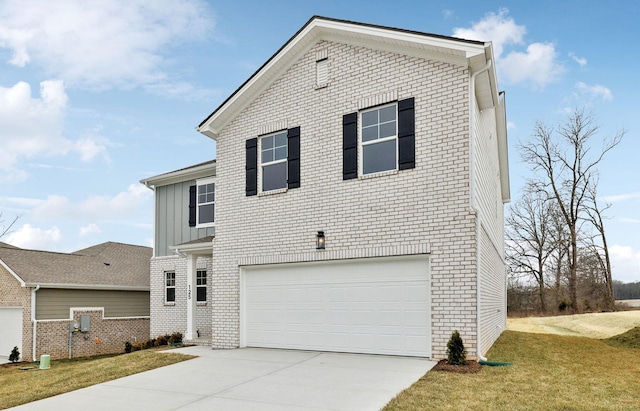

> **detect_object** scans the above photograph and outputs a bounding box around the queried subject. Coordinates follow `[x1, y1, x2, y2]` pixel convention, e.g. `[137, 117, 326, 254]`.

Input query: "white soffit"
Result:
[198, 17, 488, 139]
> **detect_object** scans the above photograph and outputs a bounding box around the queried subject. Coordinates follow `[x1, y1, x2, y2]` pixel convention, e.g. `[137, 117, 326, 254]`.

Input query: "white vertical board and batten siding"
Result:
[155, 181, 215, 257]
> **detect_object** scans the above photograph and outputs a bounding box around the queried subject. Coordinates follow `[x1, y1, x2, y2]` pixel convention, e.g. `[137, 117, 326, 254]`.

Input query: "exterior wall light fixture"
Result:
[316, 231, 325, 250]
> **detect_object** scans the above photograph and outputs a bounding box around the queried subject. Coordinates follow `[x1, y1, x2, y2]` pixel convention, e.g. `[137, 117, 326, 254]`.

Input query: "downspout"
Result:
[470, 59, 492, 362]
[31, 285, 40, 362]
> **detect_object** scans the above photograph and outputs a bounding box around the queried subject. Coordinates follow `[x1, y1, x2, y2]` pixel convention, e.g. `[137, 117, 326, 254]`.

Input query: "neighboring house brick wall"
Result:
[36, 309, 149, 360]
[150, 255, 212, 338]
[212, 40, 478, 358]
[0, 265, 33, 361]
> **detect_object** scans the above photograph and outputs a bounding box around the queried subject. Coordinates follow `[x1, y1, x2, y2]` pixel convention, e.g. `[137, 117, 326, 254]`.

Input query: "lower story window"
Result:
[196, 270, 207, 302]
[165, 271, 176, 303]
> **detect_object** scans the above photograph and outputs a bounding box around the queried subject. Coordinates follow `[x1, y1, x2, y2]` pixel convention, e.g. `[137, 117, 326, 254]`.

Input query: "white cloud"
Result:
[0, 80, 111, 183]
[453, 8, 525, 59]
[507, 121, 516, 130]
[0, 0, 215, 91]
[79, 223, 101, 236]
[453, 8, 564, 88]
[500, 42, 565, 89]
[442, 9, 455, 20]
[6, 224, 61, 250]
[609, 245, 640, 283]
[32, 184, 152, 221]
[575, 82, 613, 102]
[569, 52, 587, 67]
[601, 192, 640, 203]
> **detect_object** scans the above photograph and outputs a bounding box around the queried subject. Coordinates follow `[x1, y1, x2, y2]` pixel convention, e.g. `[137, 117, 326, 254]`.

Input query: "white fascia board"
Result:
[496, 94, 510, 203]
[169, 242, 213, 256]
[0, 258, 25, 286]
[198, 17, 486, 139]
[24, 283, 149, 291]
[141, 162, 216, 188]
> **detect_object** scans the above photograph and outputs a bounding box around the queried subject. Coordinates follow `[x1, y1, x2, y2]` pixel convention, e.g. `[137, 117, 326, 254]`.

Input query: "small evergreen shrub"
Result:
[155, 335, 168, 346]
[143, 339, 155, 349]
[9, 346, 20, 363]
[559, 301, 568, 311]
[446, 331, 467, 365]
[124, 341, 133, 353]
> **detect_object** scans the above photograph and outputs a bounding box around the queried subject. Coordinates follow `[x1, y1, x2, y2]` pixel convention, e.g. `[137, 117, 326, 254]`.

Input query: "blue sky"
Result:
[1, 0, 639, 282]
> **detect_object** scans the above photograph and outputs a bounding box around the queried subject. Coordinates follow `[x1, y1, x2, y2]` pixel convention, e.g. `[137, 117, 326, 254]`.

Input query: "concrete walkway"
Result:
[10, 346, 436, 410]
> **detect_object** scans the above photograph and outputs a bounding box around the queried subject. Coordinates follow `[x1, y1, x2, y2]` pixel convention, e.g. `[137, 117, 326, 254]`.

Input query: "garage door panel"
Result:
[242, 255, 430, 357]
[0, 308, 23, 359]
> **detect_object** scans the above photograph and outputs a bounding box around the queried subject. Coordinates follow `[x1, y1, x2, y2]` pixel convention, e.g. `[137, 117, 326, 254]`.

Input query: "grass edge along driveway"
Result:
[384, 329, 640, 411]
[0, 348, 194, 410]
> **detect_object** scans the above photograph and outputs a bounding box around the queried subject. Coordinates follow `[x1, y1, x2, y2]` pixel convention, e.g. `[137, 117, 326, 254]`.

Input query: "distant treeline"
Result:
[614, 280, 640, 300]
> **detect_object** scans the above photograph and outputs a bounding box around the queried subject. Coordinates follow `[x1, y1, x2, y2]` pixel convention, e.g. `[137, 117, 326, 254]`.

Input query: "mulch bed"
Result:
[0, 361, 31, 369]
[432, 359, 483, 373]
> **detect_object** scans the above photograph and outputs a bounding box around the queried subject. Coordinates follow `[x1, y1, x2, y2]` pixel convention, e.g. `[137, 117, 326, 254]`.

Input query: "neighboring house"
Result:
[144, 16, 509, 359]
[0, 242, 151, 361]
[140, 160, 216, 342]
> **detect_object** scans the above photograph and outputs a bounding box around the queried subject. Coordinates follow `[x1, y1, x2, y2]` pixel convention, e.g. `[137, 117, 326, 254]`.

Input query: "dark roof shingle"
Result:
[0, 242, 151, 289]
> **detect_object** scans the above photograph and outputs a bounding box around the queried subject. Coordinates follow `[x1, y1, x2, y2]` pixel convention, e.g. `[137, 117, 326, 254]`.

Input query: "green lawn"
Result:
[0, 348, 194, 410]
[384, 329, 640, 410]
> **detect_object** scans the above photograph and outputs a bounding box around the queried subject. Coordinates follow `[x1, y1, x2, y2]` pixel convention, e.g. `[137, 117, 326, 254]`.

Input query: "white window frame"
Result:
[196, 177, 215, 228]
[196, 270, 207, 302]
[359, 102, 398, 176]
[259, 130, 288, 193]
[165, 271, 176, 304]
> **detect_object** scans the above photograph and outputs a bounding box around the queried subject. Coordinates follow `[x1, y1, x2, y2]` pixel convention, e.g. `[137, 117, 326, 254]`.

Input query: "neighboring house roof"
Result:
[195, 15, 509, 202]
[0, 242, 151, 290]
[140, 159, 216, 188]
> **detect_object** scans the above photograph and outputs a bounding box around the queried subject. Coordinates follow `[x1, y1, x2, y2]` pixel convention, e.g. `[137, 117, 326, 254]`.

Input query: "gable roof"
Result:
[141, 159, 216, 188]
[0, 242, 151, 290]
[197, 15, 499, 140]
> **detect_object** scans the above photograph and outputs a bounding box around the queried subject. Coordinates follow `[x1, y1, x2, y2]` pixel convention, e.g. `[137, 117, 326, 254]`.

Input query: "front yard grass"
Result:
[384, 330, 640, 411]
[0, 348, 194, 410]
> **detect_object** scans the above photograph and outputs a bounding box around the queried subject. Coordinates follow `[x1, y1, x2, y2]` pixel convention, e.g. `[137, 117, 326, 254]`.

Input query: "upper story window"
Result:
[246, 127, 300, 197]
[165, 271, 176, 303]
[260, 131, 288, 192]
[196, 270, 207, 302]
[361, 103, 398, 175]
[189, 177, 215, 228]
[196, 177, 215, 227]
[342, 97, 415, 180]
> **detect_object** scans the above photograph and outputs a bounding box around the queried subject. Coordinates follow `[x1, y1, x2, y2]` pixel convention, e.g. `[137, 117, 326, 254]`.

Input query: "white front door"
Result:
[241, 255, 430, 357]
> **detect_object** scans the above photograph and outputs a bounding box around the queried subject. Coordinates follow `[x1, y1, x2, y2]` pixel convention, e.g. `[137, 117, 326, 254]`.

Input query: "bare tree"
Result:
[520, 109, 624, 312]
[583, 176, 615, 309]
[506, 185, 554, 312]
[0, 211, 19, 240]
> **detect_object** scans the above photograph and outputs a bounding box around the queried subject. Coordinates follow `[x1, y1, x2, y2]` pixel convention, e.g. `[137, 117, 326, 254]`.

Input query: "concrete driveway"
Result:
[10, 346, 436, 410]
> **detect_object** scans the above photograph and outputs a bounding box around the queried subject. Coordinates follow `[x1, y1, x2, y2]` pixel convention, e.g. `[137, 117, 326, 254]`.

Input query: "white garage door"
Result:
[0, 307, 23, 359]
[241, 255, 430, 357]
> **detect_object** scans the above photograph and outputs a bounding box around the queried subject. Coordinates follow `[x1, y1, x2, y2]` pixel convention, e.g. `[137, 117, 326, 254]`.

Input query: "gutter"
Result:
[469, 58, 492, 362]
[31, 284, 40, 362]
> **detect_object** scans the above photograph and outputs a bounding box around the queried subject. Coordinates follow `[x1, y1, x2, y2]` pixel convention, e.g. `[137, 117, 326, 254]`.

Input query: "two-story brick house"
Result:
[144, 16, 509, 359]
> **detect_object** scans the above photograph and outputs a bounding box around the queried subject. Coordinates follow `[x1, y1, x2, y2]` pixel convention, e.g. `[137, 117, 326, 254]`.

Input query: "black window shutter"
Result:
[287, 127, 301, 189]
[398, 97, 415, 170]
[342, 112, 358, 180]
[188, 185, 197, 227]
[245, 138, 258, 196]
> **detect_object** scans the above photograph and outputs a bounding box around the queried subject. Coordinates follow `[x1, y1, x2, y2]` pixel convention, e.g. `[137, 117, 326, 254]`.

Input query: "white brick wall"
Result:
[211, 40, 481, 358]
[150, 255, 213, 338]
